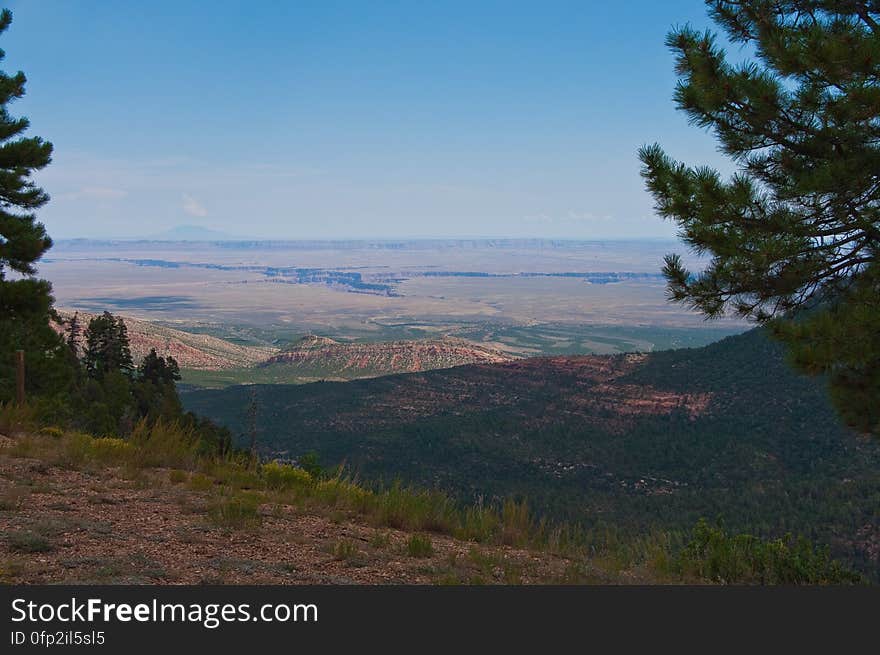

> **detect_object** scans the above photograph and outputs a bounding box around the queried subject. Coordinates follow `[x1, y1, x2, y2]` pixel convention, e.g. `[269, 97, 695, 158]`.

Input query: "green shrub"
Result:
[60, 432, 95, 468]
[369, 532, 391, 549]
[676, 519, 863, 585]
[406, 534, 434, 558]
[187, 472, 214, 491]
[314, 477, 370, 512]
[499, 499, 533, 547]
[333, 539, 360, 561]
[88, 437, 135, 464]
[39, 426, 64, 439]
[262, 461, 312, 491]
[370, 482, 457, 533]
[0, 488, 27, 511]
[0, 402, 37, 435]
[459, 504, 500, 543]
[208, 462, 261, 490]
[297, 452, 324, 479]
[129, 419, 199, 470]
[8, 531, 53, 553]
[207, 493, 262, 529]
[0, 557, 24, 582]
[168, 469, 188, 484]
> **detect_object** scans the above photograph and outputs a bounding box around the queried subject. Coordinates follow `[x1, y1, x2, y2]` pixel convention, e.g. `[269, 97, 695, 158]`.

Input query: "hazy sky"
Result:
[4, 1, 735, 239]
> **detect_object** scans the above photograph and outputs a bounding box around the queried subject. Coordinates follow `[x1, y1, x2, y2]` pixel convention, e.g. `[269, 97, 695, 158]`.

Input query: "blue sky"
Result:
[4, 1, 734, 239]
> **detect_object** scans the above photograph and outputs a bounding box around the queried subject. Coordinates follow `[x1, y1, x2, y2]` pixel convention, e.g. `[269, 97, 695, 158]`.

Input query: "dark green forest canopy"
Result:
[183, 328, 880, 579]
[639, 1, 880, 433]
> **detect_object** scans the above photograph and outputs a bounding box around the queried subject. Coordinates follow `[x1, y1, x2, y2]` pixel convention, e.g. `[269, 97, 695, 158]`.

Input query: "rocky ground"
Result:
[0, 437, 627, 585]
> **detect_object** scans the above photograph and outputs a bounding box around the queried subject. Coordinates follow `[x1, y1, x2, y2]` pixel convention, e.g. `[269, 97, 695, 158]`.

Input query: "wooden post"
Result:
[15, 349, 25, 406]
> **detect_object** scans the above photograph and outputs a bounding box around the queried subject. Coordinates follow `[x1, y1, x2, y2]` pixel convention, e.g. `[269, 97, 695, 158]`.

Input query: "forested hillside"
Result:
[183, 329, 880, 577]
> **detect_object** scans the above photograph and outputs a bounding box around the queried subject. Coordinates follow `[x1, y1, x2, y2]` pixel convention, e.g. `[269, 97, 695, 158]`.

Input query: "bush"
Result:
[0, 402, 37, 435]
[499, 499, 533, 547]
[128, 419, 199, 470]
[89, 437, 135, 464]
[297, 452, 324, 479]
[168, 469, 188, 484]
[8, 531, 53, 553]
[406, 534, 434, 558]
[369, 482, 457, 533]
[207, 493, 262, 529]
[262, 461, 312, 491]
[676, 519, 863, 585]
[459, 504, 500, 543]
[187, 472, 214, 491]
[333, 539, 360, 561]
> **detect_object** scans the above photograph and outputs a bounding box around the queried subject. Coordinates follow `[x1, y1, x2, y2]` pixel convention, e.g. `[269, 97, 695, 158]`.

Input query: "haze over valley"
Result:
[42, 237, 745, 377]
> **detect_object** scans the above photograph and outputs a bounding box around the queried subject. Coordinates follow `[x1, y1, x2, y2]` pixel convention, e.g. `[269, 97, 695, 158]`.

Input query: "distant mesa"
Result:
[283, 335, 341, 350]
[262, 335, 518, 379]
[147, 225, 242, 241]
[52, 311, 515, 380]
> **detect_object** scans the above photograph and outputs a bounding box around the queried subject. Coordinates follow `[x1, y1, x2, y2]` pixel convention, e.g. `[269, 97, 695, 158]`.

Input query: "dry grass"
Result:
[4, 420, 851, 585]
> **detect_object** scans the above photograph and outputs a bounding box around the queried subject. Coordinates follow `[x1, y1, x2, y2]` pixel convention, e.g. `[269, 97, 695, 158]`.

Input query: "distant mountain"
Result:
[147, 225, 241, 241]
[183, 327, 880, 578]
[259, 335, 517, 381]
[55, 311, 277, 369]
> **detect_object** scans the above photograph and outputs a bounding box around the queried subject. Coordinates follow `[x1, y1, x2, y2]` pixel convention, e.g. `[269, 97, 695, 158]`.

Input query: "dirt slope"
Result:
[0, 436, 626, 585]
[54, 311, 277, 370]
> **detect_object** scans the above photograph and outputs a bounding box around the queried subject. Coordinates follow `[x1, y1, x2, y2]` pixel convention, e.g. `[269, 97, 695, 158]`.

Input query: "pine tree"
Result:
[138, 348, 180, 386]
[66, 312, 82, 356]
[111, 316, 134, 376]
[246, 387, 259, 461]
[84, 312, 134, 379]
[640, 1, 880, 434]
[0, 9, 71, 403]
[0, 9, 53, 283]
[132, 348, 182, 422]
[0, 9, 52, 302]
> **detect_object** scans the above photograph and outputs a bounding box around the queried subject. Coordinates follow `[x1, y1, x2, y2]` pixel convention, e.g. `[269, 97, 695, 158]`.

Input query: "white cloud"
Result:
[182, 193, 208, 217]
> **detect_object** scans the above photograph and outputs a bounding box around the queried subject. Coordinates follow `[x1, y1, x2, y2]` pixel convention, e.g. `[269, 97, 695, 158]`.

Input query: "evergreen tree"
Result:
[640, 1, 880, 434]
[246, 386, 259, 460]
[132, 349, 182, 425]
[84, 312, 134, 379]
[113, 316, 134, 375]
[0, 9, 53, 284]
[66, 312, 82, 356]
[138, 348, 180, 386]
[0, 8, 71, 403]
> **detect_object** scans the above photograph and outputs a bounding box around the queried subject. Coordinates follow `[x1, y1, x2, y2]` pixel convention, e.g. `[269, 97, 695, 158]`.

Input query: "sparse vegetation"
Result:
[333, 539, 361, 563]
[406, 534, 434, 558]
[8, 530, 53, 553]
[206, 492, 262, 530]
[369, 532, 391, 549]
[184, 327, 880, 579]
[0, 557, 25, 582]
[0, 424, 864, 584]
[168, 469, 188, 484]
[263, 460, 312, 490]
[0, 486, 26, 511]
[670, 520, 863, 585]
